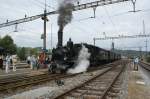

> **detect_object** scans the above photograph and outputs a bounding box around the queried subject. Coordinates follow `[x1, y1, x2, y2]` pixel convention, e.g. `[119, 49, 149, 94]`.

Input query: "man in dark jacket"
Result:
[67, 38, 73, 50]
[0, 57, 3, 70]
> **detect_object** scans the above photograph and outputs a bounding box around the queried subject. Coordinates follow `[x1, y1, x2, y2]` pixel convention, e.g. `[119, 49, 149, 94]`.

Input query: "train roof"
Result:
[74, 43, 120, 55]
[74, 43, 109, 51]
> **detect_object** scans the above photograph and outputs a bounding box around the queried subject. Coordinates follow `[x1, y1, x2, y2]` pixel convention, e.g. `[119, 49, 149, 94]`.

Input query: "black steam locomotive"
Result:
[49, 39, 121, 73]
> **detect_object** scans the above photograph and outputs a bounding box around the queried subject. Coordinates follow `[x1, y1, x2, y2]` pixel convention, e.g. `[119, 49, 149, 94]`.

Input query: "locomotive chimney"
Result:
[57, 26, 63, 47]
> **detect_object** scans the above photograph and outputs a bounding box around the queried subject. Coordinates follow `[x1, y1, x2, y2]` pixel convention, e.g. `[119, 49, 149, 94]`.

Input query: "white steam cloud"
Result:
[67, 45, 91, 74]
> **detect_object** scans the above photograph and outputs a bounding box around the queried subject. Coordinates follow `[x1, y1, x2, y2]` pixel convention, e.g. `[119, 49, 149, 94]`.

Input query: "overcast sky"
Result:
[0, 0, 150, 51]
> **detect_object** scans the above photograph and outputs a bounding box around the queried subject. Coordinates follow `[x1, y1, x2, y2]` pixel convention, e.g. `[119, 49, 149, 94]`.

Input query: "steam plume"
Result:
[57, 0, 74, 31]
[68, 45, 91, 74]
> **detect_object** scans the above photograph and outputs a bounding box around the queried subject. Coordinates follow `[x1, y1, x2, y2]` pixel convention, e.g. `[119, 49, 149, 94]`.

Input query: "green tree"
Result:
[17, 47, 26, 60]
[30, 48, 38, 57]
[0, 35, 17, 54]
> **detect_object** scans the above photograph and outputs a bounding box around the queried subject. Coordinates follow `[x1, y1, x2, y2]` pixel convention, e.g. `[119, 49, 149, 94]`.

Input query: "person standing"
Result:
[27, 56, 31, 66]
[30, 56, 34, 70]
[134, 57, 139, 71]
[5, 55, 11, 73]
[12, 55, 17, 71]
[32, 56, 37, 70]
[0, 56, 3, 70]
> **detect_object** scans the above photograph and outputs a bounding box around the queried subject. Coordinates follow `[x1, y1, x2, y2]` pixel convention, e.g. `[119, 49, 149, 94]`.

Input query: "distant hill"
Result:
[114, 49, 150, 59]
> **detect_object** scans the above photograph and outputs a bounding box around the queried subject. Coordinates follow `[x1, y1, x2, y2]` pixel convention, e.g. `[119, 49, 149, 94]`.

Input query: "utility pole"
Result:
[111, 41, 115, 51]
[51, 23, 53, 50]
[143, 20, 145, 34]
[131, 0, 136, 12]
[14, 23, 18, 32]
[145, 39, 148, 57]
[41, 0, 48, 50]
[139, 46, 142, 59]
[93, 38, 96, 46]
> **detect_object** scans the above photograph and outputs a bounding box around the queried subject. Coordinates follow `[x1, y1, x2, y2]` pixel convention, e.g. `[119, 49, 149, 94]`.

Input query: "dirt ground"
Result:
[128, 63, 150, 99]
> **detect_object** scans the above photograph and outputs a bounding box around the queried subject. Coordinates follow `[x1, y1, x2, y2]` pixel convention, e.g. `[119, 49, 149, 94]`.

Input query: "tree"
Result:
[0, 35, 17, 54]
[30, 48, 38, 57]
[17, 47, 26, 60]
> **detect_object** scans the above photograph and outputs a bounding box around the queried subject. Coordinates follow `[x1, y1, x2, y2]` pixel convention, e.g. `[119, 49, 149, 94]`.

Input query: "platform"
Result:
[128, 63, 150, 99]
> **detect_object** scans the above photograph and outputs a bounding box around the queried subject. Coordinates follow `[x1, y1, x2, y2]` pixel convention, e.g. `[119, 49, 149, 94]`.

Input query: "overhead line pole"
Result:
[51, 23, 53, 50]
[41, 0, 48, 50]
[0, 0, 129, 28]
[143, 20, 145, 34]
[145, 39, 148, 57]
[94, 34, 150, 41]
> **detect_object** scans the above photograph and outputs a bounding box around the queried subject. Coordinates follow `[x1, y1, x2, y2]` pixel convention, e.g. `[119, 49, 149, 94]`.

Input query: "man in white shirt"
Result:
[5, 55, 11, 73]
[134, 57, 139, 71]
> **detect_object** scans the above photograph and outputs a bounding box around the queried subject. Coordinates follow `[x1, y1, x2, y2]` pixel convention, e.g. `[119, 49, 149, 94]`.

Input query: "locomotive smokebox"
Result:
[57, 27, 63, 47]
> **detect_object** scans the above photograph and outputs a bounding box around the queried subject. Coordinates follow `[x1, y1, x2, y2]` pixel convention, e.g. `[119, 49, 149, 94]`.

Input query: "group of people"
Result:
[26, 55, 51, 70]
[0, 55, 17, 73]
[27, 56, 39, 70]
[0, 54, 51, 73]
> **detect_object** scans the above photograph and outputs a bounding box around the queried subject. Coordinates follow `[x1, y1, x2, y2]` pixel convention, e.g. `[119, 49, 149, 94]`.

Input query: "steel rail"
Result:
[100, 63, 126, 99]
[139, 61, 150, 71]
[55, 61, 127, 99]
[0, 73, 77, 92]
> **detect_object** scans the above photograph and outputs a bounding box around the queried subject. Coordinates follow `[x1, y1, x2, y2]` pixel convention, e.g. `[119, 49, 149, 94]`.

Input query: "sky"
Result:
[0, 0, 150, 51]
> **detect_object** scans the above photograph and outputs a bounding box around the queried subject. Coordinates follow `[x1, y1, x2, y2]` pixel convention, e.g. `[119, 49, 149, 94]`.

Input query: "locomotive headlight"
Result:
[64, 57, 67, 60]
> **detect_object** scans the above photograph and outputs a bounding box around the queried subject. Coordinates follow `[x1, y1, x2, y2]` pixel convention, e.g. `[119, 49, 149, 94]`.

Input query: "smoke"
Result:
[67, 45, 91, 74]
[57, 0, 75, 31]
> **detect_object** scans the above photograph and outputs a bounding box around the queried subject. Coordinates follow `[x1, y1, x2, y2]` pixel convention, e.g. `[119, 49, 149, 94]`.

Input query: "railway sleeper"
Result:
[112, 84, 122, 88]
[110, 88, 121, 93]
[80, 87, 105, 92]
[68, 91, 103, 98]
[64, 94, 102, 99]
[107, 91, 120, 97]
[87, 81, 106, 85]
[87, 80, 113, 85]
[82, 94, 102, 99]
[75, 90, 102, 96]
[83, 85, 107, 91]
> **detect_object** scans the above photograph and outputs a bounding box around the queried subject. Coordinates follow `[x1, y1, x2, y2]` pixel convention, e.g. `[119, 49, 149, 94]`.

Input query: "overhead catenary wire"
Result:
[30, 0, 45, 10]
[0, 0, 130, 28]
[111, 8, 150, 17]
[34, 0, 56, 10]
[71, 17, 100, 34]
[103, 6, 119, 34]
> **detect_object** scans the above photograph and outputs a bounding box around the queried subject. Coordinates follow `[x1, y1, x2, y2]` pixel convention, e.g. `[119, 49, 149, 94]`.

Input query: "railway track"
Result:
[0, 73, 78, 93]
[0, 60, 126, 95]
[0, 60, 122, 85]
[139, 61, 150, 71]
[55, 62, 126, 99]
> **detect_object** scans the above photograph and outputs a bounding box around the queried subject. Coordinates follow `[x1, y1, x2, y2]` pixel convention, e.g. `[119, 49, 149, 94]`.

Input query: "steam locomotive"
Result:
[48, 39, 121, 73]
